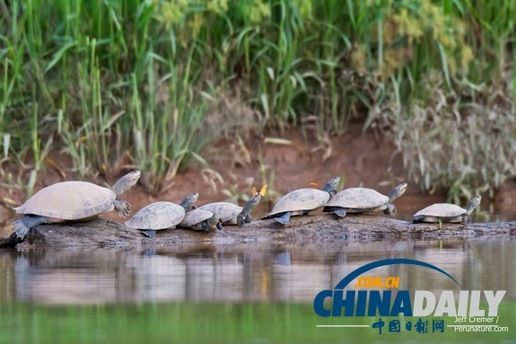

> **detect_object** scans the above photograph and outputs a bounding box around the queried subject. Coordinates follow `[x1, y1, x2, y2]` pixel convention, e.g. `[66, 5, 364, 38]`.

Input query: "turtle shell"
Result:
[266, 188, 329, 217]
[15, 181, 116, 220]
[125, 201, 185, 230]
[413, 203, 466, 218]
[181, 208, 214, 227]
[199, 202, 242, 223]
[325, 187, 388, 209]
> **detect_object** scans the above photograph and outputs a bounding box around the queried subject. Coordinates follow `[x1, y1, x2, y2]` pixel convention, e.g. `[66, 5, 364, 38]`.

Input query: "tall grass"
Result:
[0, 0, 514, 198]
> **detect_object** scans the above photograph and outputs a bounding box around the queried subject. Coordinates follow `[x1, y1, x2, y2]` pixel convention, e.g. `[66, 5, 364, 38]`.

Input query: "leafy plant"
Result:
[0, 0, 513, 199]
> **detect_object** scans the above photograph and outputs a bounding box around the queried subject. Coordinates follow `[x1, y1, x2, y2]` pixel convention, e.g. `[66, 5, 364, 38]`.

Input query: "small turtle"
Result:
[180, 208, 222, 232]
[323, 183, 408, 218]
[199, 185, 266, 226]
[125, 192, 198, 238]
[263, 177, 340, 225]
[12, 170, 141, 242]
[412, 195, 481, 226]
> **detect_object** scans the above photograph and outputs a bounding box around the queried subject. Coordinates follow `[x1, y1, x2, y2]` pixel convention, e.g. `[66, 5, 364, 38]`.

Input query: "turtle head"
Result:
[112, 170, 141, 196]
[387, 182, 408, 202]
[237, 186, 266, 226]
[465, 195, 481, 215]
[179, 192, 199, 212]
[322, 177, 340, 198]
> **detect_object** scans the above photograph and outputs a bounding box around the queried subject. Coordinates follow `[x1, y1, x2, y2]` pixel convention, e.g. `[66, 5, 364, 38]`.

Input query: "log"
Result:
[1, 214, 514, 250]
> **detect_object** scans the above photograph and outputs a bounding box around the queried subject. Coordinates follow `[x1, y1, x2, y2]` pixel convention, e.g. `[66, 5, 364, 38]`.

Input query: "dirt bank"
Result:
[1, 215, 514, 250]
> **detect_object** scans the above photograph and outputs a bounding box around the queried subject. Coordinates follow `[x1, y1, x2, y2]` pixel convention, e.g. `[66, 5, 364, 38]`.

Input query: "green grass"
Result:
[0, 0, 514, 198]
[0, 302, 514, 344]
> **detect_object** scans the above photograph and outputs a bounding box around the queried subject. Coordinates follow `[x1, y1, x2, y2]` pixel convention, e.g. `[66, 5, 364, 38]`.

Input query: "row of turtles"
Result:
[264, 177, 480, 225]
[10, 171, 482, 242]
[125, 190, 264, 238]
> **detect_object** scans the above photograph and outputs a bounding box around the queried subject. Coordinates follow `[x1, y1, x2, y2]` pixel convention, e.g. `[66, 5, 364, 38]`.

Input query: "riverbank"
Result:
[1, 125, 515, 240]
[1, 215, 513, 250]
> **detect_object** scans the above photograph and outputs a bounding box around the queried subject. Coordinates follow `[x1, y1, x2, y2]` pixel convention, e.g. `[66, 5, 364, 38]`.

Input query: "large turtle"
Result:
[125, 192, 198, 238]
[323, 183, 408, 218]
[263, 177, 340, 225]
[179, 208, 222, 232]
[11, 170, 141, 242]
[412, 195, 481, 226]
[198, 185, 266, 226]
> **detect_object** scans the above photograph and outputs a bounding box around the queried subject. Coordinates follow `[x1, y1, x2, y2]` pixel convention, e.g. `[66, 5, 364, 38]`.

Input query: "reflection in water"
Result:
[0, 238, 514, 305]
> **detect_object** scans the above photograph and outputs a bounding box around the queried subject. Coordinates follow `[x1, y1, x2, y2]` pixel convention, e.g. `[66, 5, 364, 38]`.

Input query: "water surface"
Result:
[0, 237, 514, 343]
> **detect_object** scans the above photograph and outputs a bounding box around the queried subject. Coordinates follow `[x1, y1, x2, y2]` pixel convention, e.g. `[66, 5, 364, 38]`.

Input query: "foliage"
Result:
[0, 0, 513, 197]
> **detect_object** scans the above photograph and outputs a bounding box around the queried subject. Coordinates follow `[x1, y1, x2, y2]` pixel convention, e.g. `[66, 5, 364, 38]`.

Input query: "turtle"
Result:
[125, 192, 198, 238]
[412, 195, 481, 226]
[198, 185, 266, 226]
[323, 182, 408, 218]
[179, 208, 222, 232]
[262, 177, 340, 225]
[11, 170, 141, 243]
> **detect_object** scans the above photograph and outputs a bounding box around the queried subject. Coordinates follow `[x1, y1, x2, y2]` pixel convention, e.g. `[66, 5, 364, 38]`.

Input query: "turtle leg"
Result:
[200, 221, 210, 232]
[333, 208, 347, 218]
[237, 214, 253, 226]
[190, 222, 209, 232]
[14, 215, 48, 241]
[1, 215, 48, 248]
[438, 218, 443, 229]
[141, 230, 156, 238]
[384, 203, 396, 216]
[274, 212, 291, 225]
[114, 199, 132, 218]
[216, 221, 223, 231]
[189, 223, 202, 232]
[462, 214, 470, 225]
[185, 224, 205, 232]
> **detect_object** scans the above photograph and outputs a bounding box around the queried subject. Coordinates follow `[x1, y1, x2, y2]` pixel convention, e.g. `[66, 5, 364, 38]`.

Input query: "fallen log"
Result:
[0, 214, 514, 249]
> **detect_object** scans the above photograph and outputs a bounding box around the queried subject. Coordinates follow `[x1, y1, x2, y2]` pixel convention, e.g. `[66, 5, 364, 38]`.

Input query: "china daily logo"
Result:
[313, 258, 509, 335]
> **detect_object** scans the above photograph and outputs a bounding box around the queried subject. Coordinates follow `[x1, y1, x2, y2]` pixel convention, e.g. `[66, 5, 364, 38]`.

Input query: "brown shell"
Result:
[15, 181, 116, 220]
[125, 202, 185, 230]
[198, 202, 242, 223]
[181, 209, 214, 227]
[413, 203, 466, 218]
[325, 187, 389, 209]
[266, 188, 329, 217]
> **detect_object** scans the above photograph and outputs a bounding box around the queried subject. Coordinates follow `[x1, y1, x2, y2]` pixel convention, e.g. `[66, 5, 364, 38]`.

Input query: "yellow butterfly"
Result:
[252, 185, 268, 197]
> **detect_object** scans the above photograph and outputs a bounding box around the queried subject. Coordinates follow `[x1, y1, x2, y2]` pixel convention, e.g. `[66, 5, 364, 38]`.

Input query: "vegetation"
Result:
[0, 0, 514, 198]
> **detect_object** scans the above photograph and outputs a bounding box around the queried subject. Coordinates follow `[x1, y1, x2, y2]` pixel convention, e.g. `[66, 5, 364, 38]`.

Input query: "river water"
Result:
[0, 234, 514, 343]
